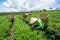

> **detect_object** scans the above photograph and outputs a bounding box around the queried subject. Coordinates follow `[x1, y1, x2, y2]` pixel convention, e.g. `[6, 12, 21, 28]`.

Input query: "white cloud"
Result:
[0, 0, 56, 12]
[0, 7, 19, 12]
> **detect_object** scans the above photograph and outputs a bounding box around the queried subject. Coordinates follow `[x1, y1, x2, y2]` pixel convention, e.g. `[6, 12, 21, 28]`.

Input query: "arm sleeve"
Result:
[37, 19, 45, 29]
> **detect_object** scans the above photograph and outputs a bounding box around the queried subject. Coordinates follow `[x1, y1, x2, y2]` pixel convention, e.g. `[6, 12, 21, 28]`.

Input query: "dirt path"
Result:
[7, 25, 13, 40]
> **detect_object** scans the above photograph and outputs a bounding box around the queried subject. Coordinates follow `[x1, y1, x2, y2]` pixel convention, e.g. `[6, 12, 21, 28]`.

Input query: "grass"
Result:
[0, 10, 60, 40]
[0, 16, 11, 40]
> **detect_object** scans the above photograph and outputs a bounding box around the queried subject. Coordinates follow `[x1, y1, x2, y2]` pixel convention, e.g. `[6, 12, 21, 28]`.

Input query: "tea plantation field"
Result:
[0, 10, 60, 40]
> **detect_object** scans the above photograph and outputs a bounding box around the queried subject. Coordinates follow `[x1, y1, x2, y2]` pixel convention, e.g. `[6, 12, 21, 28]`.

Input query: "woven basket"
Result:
[23, 13, 28, 18]
[38, 13, 48, 24]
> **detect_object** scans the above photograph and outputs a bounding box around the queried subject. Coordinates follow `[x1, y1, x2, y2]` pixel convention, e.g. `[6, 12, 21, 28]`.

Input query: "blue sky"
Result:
[0, 0, 6, 2]
[0, 0, 60, 12]
[51, 0, 60, 8]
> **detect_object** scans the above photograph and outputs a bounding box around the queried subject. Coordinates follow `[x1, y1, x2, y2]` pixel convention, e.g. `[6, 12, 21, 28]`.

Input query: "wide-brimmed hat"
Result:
[29, 17, 38, 24]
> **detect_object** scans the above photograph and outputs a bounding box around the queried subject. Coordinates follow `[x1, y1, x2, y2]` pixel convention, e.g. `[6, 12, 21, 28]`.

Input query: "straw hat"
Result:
[29, 17, 38, 24]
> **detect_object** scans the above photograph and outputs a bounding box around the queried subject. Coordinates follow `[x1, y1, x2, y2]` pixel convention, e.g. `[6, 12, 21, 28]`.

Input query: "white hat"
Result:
[29, 17, 38, 24]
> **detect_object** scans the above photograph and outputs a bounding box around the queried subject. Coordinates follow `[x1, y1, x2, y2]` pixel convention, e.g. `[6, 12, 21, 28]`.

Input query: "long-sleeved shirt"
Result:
[33, 19, 45, 29]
